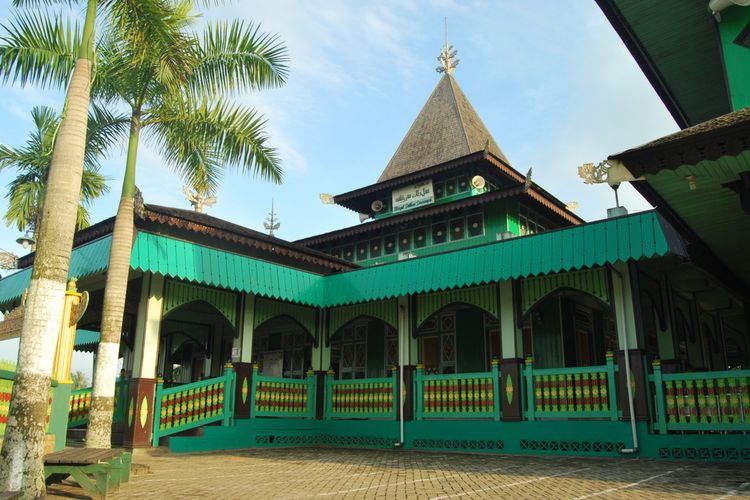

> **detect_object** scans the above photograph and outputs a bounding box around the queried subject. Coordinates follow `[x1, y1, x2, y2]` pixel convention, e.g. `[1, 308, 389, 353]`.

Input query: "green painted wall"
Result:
[719, 7, 750, 110]
[456, 308, 485, 372]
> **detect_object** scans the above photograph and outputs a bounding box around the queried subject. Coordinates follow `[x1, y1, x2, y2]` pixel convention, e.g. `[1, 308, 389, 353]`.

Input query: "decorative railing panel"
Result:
[68, 387, 92, 427]
[1, 369, 14, 437]
[251, 366, 316, 418]
[2, 369, 53, 437]
[414, 361, 500, 419]
[325, 370, 397, 419]
[524, 354, 618, 420]
[152, 365, 235, 446]
[67, 377, 128, 428]
[650, 362, 750, 433]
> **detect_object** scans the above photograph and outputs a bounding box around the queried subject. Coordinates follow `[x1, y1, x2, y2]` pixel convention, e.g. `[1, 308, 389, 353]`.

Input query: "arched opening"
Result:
[522, 290, 616, 369]
[158, 300, 236, 384]
[415, 303, 497, 375]
[252, 316, 313, 379]
[329, 316, 397, 380]
[639, 290, 663, 358]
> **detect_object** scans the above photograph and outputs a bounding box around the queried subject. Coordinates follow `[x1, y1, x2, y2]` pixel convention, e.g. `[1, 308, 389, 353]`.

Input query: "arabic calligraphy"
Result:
[392, 181, 435, 213]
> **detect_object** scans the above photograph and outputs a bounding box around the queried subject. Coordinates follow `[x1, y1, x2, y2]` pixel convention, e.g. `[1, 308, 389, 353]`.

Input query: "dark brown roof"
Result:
[610, 107, 750, 176]
[377, 74, 510, 182]
[141, 205, 356, 272]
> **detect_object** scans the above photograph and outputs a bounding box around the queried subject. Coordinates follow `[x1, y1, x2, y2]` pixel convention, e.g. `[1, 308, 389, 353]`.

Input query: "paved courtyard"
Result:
[49, 447, 750, 499]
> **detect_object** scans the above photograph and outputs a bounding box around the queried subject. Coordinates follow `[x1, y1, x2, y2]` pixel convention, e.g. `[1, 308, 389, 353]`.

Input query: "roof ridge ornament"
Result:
[436, 18, 459, 75]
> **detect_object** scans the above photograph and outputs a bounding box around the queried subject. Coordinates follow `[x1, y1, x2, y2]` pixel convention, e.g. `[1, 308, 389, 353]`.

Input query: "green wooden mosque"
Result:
[2, 2, 750, 461]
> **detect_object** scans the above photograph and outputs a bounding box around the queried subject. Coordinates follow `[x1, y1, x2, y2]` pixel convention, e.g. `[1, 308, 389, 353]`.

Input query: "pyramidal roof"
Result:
[377, 74, 510, 182]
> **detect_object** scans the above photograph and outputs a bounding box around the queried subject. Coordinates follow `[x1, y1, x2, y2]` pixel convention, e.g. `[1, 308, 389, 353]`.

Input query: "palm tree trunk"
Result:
[85, 117, 140, 448]
[0, 0, 97, 495]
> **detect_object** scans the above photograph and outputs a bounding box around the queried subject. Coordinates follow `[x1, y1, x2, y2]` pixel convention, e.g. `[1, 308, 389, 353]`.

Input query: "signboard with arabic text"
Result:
[392, 180, 434, 213]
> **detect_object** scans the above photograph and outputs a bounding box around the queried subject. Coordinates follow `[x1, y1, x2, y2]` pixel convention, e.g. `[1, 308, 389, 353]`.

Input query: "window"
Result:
[519, 206, 548, 236]
[398, 232, 411, 252]
[432, 223, 447, 244]
[356, 242, 368, 261]
[369, 239, 381, 258]
[343, 246, 354, 260]
[434, 182, 445, 199]
[467, 213, 484, 237]
[384, 235, 396, 255]
[414, 227, 427, 248]
[445, 179, 456, 196]
[457, 176, 469, 193]
[450, 218, 465, 241]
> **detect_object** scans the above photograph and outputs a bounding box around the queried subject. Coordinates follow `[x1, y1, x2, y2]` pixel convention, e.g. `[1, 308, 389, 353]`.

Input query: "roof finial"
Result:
[436, 17, 459, 75]
[263, 198, 280, 236]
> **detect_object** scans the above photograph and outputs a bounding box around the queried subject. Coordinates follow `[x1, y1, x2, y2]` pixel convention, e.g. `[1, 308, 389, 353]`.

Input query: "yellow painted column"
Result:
[51, 279, 84, 383]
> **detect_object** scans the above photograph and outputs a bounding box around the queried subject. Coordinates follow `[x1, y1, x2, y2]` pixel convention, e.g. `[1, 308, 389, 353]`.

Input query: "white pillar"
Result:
[311, 308, 330, 371]
[238, 292, 255, 363]
[612, 262, 639, 350]
[499, 280, 520, 358]
[132, 273, 165, 379]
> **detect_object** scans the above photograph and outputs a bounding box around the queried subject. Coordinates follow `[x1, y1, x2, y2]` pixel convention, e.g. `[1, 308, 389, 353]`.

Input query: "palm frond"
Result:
[148, 95, 283, 184]
[192, 20, 289, 95]
[0, 10, 79, 88]
[83, 103, 129, 168]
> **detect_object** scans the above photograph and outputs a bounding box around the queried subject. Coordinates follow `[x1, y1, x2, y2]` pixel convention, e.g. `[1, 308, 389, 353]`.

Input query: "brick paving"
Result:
[48, 447, 750, 499]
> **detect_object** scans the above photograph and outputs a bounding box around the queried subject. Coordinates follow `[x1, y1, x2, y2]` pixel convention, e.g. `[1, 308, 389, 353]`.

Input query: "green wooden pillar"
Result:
[324, 370, 334, 420]
[48, 380, 72, 451]
[222, 363, 235, 426]
[414, 365, 424, 420]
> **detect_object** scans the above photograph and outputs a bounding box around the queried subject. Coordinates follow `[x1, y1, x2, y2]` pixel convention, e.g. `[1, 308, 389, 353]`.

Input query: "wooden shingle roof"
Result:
[377, 74, 509, 182]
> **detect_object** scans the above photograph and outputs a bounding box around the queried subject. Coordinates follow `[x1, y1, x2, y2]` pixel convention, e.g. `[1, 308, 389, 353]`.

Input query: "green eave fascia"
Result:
[321, 210, 685, 306]
[0, 210, 684, 310]
[0, 234, 112, 308]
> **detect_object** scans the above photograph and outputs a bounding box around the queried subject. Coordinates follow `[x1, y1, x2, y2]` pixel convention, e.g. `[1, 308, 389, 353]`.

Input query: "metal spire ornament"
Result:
[264, 199, 280, 236]
[183, 185, 217, 213]
[436, 18, 459, 75]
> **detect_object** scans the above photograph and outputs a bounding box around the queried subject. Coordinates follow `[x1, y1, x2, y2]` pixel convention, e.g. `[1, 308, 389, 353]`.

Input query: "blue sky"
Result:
[0, 1, 678, 374]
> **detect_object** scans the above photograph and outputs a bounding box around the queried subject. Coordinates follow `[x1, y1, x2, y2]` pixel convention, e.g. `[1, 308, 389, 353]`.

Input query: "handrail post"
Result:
[306, 370, 316, 419]
[652, 359, 667, 434]
[491, 359, 501, 421]
[249, 364, 258, 419]
[606, 352, 618, 421]
[415, 364, 424, 421]
[324, 370, 334, 420]
[525, 358, 535, 421]
[391, 367, 399, 420]
[152, 377, 164, 448]
[222, 363, 234, 426]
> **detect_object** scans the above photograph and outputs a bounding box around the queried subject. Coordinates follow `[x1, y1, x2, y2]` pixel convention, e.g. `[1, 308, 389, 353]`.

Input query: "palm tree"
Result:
[0, 1, 201, 492]
[0, 1, 98, 494]
[0, 105, 126, 249]
[85, 13, 288, 446]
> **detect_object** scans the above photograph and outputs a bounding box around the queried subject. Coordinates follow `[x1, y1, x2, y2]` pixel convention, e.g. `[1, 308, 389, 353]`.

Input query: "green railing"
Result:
[250, 366, 316, 419]
[650, 361, 750, 433]
[68, 387, 92, 428]
[1, 368, 54, 437]
[325, 369, 397, 419]
[1, 368, 15, 437]
[67, 377, 129, 428]
[152, 364, 235, 446]
[524, 353, 618, 420]
[414, 361, 500, 419]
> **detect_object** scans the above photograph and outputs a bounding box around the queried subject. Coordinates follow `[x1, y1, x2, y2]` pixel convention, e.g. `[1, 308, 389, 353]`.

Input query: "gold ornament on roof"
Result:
[436, 18, 459, 75]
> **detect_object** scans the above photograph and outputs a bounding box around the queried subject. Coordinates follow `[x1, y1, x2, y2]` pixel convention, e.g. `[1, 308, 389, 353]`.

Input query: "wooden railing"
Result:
[1, 368, 14, 437]
[650, 361, 750, 433]
[325, 369, 397, 419]
[1, 368, 53, 437]
[152, 364, 235, 446]
[523, 353, 618, 420]
[67, 377, 129, 428]
[414, 361, 500, 419]
[250, 366, 316, 418]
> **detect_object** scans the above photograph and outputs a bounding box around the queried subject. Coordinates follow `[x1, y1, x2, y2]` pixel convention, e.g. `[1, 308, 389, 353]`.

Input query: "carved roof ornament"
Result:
[436, 18, 459, 75]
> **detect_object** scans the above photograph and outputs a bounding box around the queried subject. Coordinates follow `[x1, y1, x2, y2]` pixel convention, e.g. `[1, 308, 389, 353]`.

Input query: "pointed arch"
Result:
[328, 299, 398, 337]
[521, 268, 610, 317]
[253, 296, 317, 338]
[416, 284, 497, 327]
[163, 280, 237, 327]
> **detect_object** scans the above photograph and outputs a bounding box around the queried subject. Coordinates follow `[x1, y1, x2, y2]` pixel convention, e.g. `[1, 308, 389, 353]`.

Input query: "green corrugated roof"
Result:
[0, 210, 684, 310]
[321, 210, 685, 306]
[130, 232, 324, 306]
[74, 329, 100, 352]
[0, 235, 112, 307]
